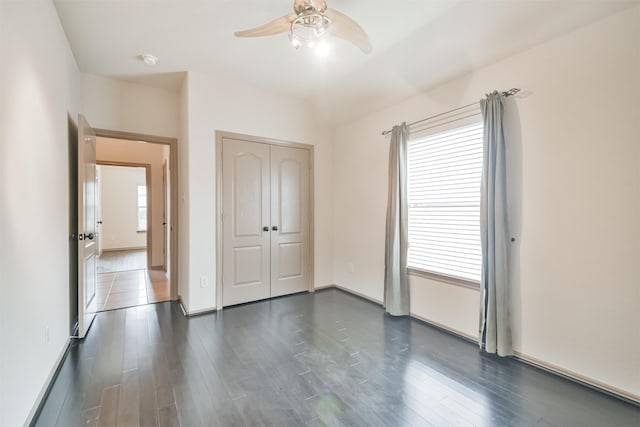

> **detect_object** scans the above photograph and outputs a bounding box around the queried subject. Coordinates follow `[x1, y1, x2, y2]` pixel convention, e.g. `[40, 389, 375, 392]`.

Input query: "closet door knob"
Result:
[272, 226, 278, 231]
[263, 226, 269, 232]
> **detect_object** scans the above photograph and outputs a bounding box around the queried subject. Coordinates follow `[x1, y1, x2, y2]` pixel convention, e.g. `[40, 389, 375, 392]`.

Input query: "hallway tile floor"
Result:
[96, 269, 170, 311]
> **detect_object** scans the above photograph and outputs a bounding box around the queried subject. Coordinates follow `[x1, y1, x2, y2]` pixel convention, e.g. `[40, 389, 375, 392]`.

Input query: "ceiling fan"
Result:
[234, 0, 372, 54]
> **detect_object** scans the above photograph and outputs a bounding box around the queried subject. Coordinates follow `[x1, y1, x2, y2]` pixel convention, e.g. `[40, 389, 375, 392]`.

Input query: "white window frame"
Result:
[137, 184, 147, 232]
[407, 110, 483, 289]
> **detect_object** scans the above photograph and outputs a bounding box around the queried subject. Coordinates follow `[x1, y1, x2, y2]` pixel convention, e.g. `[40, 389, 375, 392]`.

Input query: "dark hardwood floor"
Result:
[35, 289, 639, 426]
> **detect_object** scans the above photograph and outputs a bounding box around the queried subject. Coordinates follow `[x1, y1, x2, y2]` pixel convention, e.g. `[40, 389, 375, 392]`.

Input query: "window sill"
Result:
[407, 267, 480, 290]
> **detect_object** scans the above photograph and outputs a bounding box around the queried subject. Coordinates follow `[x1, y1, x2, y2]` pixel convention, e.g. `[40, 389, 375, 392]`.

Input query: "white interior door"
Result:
[77, 114, 97, 338]
[96, 165, 103, 257]
[270, 146, 310, 297]
[162, 161, 168, 271]
[222, 138, 271, 306]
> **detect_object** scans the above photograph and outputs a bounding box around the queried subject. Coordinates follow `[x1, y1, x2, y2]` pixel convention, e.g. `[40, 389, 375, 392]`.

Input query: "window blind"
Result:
[407, 121, 483, 283]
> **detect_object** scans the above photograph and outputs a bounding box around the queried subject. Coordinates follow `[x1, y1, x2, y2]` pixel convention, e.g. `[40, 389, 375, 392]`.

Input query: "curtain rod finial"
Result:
[502, 88, 520, 97]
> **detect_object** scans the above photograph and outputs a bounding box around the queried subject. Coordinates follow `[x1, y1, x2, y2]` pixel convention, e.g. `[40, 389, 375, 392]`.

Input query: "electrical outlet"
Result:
[348, 262, 355, 274]
[200, 275, 209, 288]
[44, 326, 50, 344]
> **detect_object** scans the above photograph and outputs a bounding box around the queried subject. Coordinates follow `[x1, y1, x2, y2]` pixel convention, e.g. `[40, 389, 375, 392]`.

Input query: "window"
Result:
[407, 121, 483, 284]
[137, 185, 147, 231]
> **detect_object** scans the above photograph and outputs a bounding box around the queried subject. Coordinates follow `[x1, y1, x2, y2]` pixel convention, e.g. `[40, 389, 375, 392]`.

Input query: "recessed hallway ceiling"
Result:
[54, 0, 637, 124]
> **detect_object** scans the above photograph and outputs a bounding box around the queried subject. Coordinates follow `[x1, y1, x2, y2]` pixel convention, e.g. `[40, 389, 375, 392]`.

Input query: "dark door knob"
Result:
[97, 221, 103, 224]
[272, 226, 278, 231]
[85, 233, 94, 240]
[163, 222, 167, 226]
[263, 226, 269, 232]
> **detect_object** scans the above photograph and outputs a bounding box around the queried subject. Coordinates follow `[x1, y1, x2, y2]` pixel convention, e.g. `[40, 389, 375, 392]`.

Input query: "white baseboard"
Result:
[178, 296, 216, 317]
[327, 284, 639, 406]
[185, 306, 217, 316]
[331, 284, 383, 305]
[25, 337, 71, 426]
[101, 246, 147, 252]
[178, 295, 188, 316]
[329, 284, 476, 343]
[409, 311, 479, 344]
[513, 351, 640, 405]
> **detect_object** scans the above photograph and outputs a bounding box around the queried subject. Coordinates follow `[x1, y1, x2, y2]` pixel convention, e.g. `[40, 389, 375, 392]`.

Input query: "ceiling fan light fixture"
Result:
[234, 0, 372, 54]
[289, 34, 302, 49]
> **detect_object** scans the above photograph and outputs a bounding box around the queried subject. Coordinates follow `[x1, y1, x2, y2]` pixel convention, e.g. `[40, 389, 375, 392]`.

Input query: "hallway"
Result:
[97, 249, 170, 311]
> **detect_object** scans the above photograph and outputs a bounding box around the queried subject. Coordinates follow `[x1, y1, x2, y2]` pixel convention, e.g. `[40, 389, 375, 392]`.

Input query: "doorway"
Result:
[95, 163, 168, 311]
[90, 131, 178, 310]
[96, 164, 149, 273]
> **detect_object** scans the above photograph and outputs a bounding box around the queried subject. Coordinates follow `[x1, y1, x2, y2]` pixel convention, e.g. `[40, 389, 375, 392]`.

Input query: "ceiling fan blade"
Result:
[234, 14, 296, 38]
[325, 8, 372, 54]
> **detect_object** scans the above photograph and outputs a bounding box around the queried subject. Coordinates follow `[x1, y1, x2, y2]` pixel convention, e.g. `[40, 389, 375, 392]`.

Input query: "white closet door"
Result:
[222, 138, 271, 306]
[270, 145, 310, 297]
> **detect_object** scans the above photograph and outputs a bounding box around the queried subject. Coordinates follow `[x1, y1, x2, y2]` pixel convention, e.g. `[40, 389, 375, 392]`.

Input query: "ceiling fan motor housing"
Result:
[294, 0, 327, 14]
[291, 10, 331, 38]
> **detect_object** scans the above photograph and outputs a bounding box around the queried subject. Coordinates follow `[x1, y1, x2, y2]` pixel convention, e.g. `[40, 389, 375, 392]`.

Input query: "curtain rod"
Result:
[381, 88, 520, 136]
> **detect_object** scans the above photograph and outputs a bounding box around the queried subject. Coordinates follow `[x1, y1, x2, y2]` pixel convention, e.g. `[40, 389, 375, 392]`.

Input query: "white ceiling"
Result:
[54, 0, 637, 124]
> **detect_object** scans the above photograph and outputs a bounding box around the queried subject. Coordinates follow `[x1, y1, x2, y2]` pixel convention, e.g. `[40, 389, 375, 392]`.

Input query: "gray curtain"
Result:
[384, 123, 410, 316]
[479, 91, 512, 356]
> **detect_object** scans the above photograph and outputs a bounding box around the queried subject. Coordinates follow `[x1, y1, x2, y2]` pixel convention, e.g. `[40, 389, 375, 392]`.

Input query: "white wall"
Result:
[99, 165, 147, 250]
[183, 71, 333, 313]
[333, 6, 640, 398]
[81, 74, 180, 138]
[97, 137, 167, 266]
[0, 1, 81, 425]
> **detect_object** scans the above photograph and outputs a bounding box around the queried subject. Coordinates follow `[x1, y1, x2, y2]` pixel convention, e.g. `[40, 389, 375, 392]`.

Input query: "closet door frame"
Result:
[215, 131, 315, 311]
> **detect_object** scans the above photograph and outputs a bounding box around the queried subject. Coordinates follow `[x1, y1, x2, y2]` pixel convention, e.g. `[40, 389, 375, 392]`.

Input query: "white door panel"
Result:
[233, 246, 264, 284]
[278, 160, 302, 234]
[270, 145, 309, 298]
[77, 114, 97, 338]
[233, 151, 264, 236]
[222, 139, 271, 306]
[278, 242, 303, 278]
